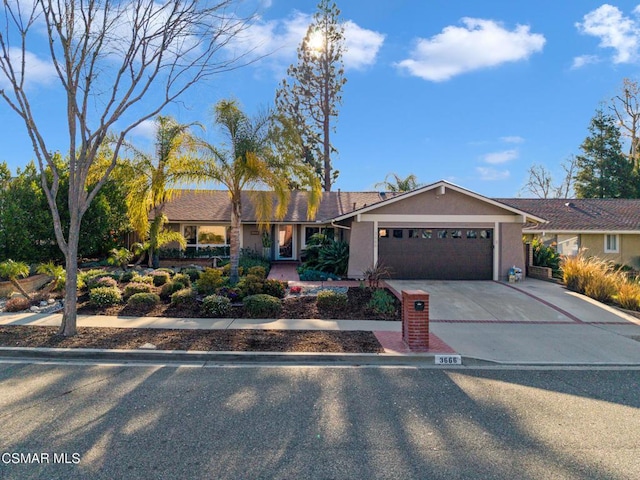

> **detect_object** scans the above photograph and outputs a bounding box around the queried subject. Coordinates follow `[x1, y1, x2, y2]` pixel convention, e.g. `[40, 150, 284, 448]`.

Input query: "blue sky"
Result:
[2, 1, 640, 197]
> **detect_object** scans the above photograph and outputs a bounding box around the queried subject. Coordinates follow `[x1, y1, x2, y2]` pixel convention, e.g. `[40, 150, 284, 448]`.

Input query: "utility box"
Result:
[402, 290, 430, 352]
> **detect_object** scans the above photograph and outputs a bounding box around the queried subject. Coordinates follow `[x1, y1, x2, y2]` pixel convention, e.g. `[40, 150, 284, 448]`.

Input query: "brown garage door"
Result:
[377, 228, 493, 280]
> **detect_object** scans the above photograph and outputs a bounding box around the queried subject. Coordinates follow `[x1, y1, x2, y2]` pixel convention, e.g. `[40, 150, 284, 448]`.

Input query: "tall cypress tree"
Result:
[275, 0, 347, 192]
[574, 109, 637, 198]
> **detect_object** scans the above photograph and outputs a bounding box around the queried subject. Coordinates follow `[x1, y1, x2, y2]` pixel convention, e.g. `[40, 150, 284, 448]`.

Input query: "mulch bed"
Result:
[0, 326, 384, 353]
[76, 287, 401, 321]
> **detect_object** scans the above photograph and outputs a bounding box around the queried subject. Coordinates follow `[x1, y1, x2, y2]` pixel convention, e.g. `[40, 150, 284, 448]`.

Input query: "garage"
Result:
[377, 227, 493, 280]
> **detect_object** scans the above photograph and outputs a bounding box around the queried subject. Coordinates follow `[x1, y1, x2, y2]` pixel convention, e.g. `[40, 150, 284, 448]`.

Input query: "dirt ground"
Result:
[0, 326, 384, 353]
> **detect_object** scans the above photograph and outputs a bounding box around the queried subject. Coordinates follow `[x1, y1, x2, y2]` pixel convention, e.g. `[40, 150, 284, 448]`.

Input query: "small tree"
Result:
[0, 0, 250, 336]
[275, 0, 347, 192]
[0, 260, 31, 299]
[198, 99, 321, 284]
[520, 157, 576, 198]
[37, 261, 66, 292]
[375, 173, 422, 192]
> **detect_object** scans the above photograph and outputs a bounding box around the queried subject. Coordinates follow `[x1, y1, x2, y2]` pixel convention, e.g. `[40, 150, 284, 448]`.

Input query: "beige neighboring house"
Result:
[160, 180, 546, 281]
[499, 198, 640, 269]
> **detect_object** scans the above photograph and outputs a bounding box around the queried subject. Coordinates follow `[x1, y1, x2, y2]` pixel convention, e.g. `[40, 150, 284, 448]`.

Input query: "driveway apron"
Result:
[386, 279, 640, 364]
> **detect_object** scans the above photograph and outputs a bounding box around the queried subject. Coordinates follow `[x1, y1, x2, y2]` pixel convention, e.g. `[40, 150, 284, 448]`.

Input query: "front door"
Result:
[277, 225, 295, 260]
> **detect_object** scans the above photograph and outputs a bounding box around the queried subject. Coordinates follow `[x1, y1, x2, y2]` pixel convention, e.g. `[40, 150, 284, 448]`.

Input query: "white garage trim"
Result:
[360, 214, 525, 223]
[493, 222, 499, 281]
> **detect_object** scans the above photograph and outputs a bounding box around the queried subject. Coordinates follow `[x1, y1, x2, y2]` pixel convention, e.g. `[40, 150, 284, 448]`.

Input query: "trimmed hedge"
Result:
[316, 290, 347, 311]
[89, 287, 122, 307]
[127, 292, 161, 310]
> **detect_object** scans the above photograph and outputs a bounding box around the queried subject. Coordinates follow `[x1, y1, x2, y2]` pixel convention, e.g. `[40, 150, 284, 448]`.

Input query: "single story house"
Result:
[498, 198, 640, 269]
[160, 180, 546, 281]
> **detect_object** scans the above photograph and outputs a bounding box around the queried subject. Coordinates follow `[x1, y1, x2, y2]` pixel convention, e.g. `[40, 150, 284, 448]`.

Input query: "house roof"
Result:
[331, 180, 547, 223]
[161, 189, 403, 223]
[496, 198, 640, 233]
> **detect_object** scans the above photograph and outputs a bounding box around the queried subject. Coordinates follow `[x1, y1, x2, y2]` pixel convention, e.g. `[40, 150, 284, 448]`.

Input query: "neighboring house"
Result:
[498, 198, 640, 269]
[161, 180, 546, 281]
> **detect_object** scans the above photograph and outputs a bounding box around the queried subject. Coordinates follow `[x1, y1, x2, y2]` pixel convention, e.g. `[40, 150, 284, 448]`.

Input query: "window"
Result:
[422, 230, 432, 239]
[304, 227, 335, 246]
[466, 230, 477, 239]
[392, 229, 403, 239]
[437, 230, 447, 239]
[408, 229, 420, 238]
[378, 228, 389, 238]
[451, 230, 462, 238]
[480, 230, 492, 239]
[604, 234, 619, 253]
[184, 225, 229, 249]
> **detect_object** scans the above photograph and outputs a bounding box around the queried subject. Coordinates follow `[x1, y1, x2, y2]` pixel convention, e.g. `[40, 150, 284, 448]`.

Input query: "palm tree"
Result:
[121, 116, 201, 267]
[0, 259, 31, 299]
[198, 100, 321, 284]
[36, 261, 65, 292]
[375, 173, 422, 192]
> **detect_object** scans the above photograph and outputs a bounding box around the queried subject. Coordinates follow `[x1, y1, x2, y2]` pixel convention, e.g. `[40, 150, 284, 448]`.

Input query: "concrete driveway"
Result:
[386, 278, 640, 364]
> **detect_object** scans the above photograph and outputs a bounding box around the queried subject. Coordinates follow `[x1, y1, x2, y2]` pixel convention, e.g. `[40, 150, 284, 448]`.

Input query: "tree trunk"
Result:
[58, 225, 80, 336]
[229, 198, 241, 285]
[11, 280, 31, 300]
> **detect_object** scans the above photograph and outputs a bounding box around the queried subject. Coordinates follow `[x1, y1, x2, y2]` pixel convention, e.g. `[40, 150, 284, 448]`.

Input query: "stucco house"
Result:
[160, 180, 546, 281]
[498, 198, 640, 269]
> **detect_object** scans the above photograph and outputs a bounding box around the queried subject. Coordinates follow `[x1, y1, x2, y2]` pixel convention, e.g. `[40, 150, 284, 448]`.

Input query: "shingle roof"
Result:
[161, 190, 402, 223]
[496, 198, 640, 232]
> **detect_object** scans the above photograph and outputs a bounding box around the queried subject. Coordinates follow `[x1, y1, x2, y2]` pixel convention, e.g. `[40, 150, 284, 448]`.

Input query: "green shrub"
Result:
[127, 292, 161, 310]
[79, 269, 108, 290]
[316, 289, 348, 311]
[243, 294, 281, 318]
[196, 268, 224, 295]
[89, 286, 122, 307]
[367, 289, 396, 315]
[201, 294, 232, 317]
[531, 238, 561, 273]
[215, 286, 241, 302]
[239, 248, 270, 271]
[155, 268, 175, 276]
[262, 279, 287, 298]
[160, 281, 185, 300]
[222, 263, 244, 277]
[123, 282, 152, 298]
[247, 265, 267, 280]
[170, 288, 198, 308]
[237, 274, 263, 297]
[94, 276, 118, 289]
[298, 269, 340, 281]
[317, 240, 349, 276]
[173, 273, 191, 287]
[180, 268, 200, 283]
[152, 271, 170, 287]
[120, 270, 135, 283]
[131, 274, 153, 285]
[4, 296, 31, 312]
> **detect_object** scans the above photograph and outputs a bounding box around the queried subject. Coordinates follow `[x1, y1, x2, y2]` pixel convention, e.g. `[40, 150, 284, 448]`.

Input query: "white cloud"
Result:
[576, 4, 640, 63]
[500, 135, 525, 144]
[482, 149, 519, 164]
[0, 48, 57, 89]
[395, 18, 545, 82]
[476, 166, 510, 181]
[233, 11, 384, 72]
[130, 119, 157, 141]
[343, 21, 386, 70]
[571, 54, 600, 69]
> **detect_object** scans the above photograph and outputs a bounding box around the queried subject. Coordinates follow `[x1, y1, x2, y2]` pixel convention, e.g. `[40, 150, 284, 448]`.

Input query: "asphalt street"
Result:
[0, 363, 639, 479]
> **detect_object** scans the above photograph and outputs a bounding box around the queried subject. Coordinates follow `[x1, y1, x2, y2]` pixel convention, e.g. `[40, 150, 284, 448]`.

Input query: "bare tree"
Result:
[611, 78, 640, 171]
[520, 157, 576, 198]
[0, 0, 250, 336]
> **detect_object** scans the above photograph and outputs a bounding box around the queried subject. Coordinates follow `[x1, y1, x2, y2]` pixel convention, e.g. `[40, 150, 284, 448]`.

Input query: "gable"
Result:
[371, 187, 513, 216]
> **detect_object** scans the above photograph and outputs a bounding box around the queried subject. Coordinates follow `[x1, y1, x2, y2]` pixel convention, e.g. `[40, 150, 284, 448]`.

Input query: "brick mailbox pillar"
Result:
[402, 290, 430, 352]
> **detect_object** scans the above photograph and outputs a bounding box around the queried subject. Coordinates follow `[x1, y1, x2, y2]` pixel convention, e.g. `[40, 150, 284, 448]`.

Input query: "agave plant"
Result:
[316, 240, 350, 276]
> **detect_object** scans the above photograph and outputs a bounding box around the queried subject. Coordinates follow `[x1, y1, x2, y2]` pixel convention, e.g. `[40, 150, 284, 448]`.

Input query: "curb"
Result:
[0, 347, 497, 367]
